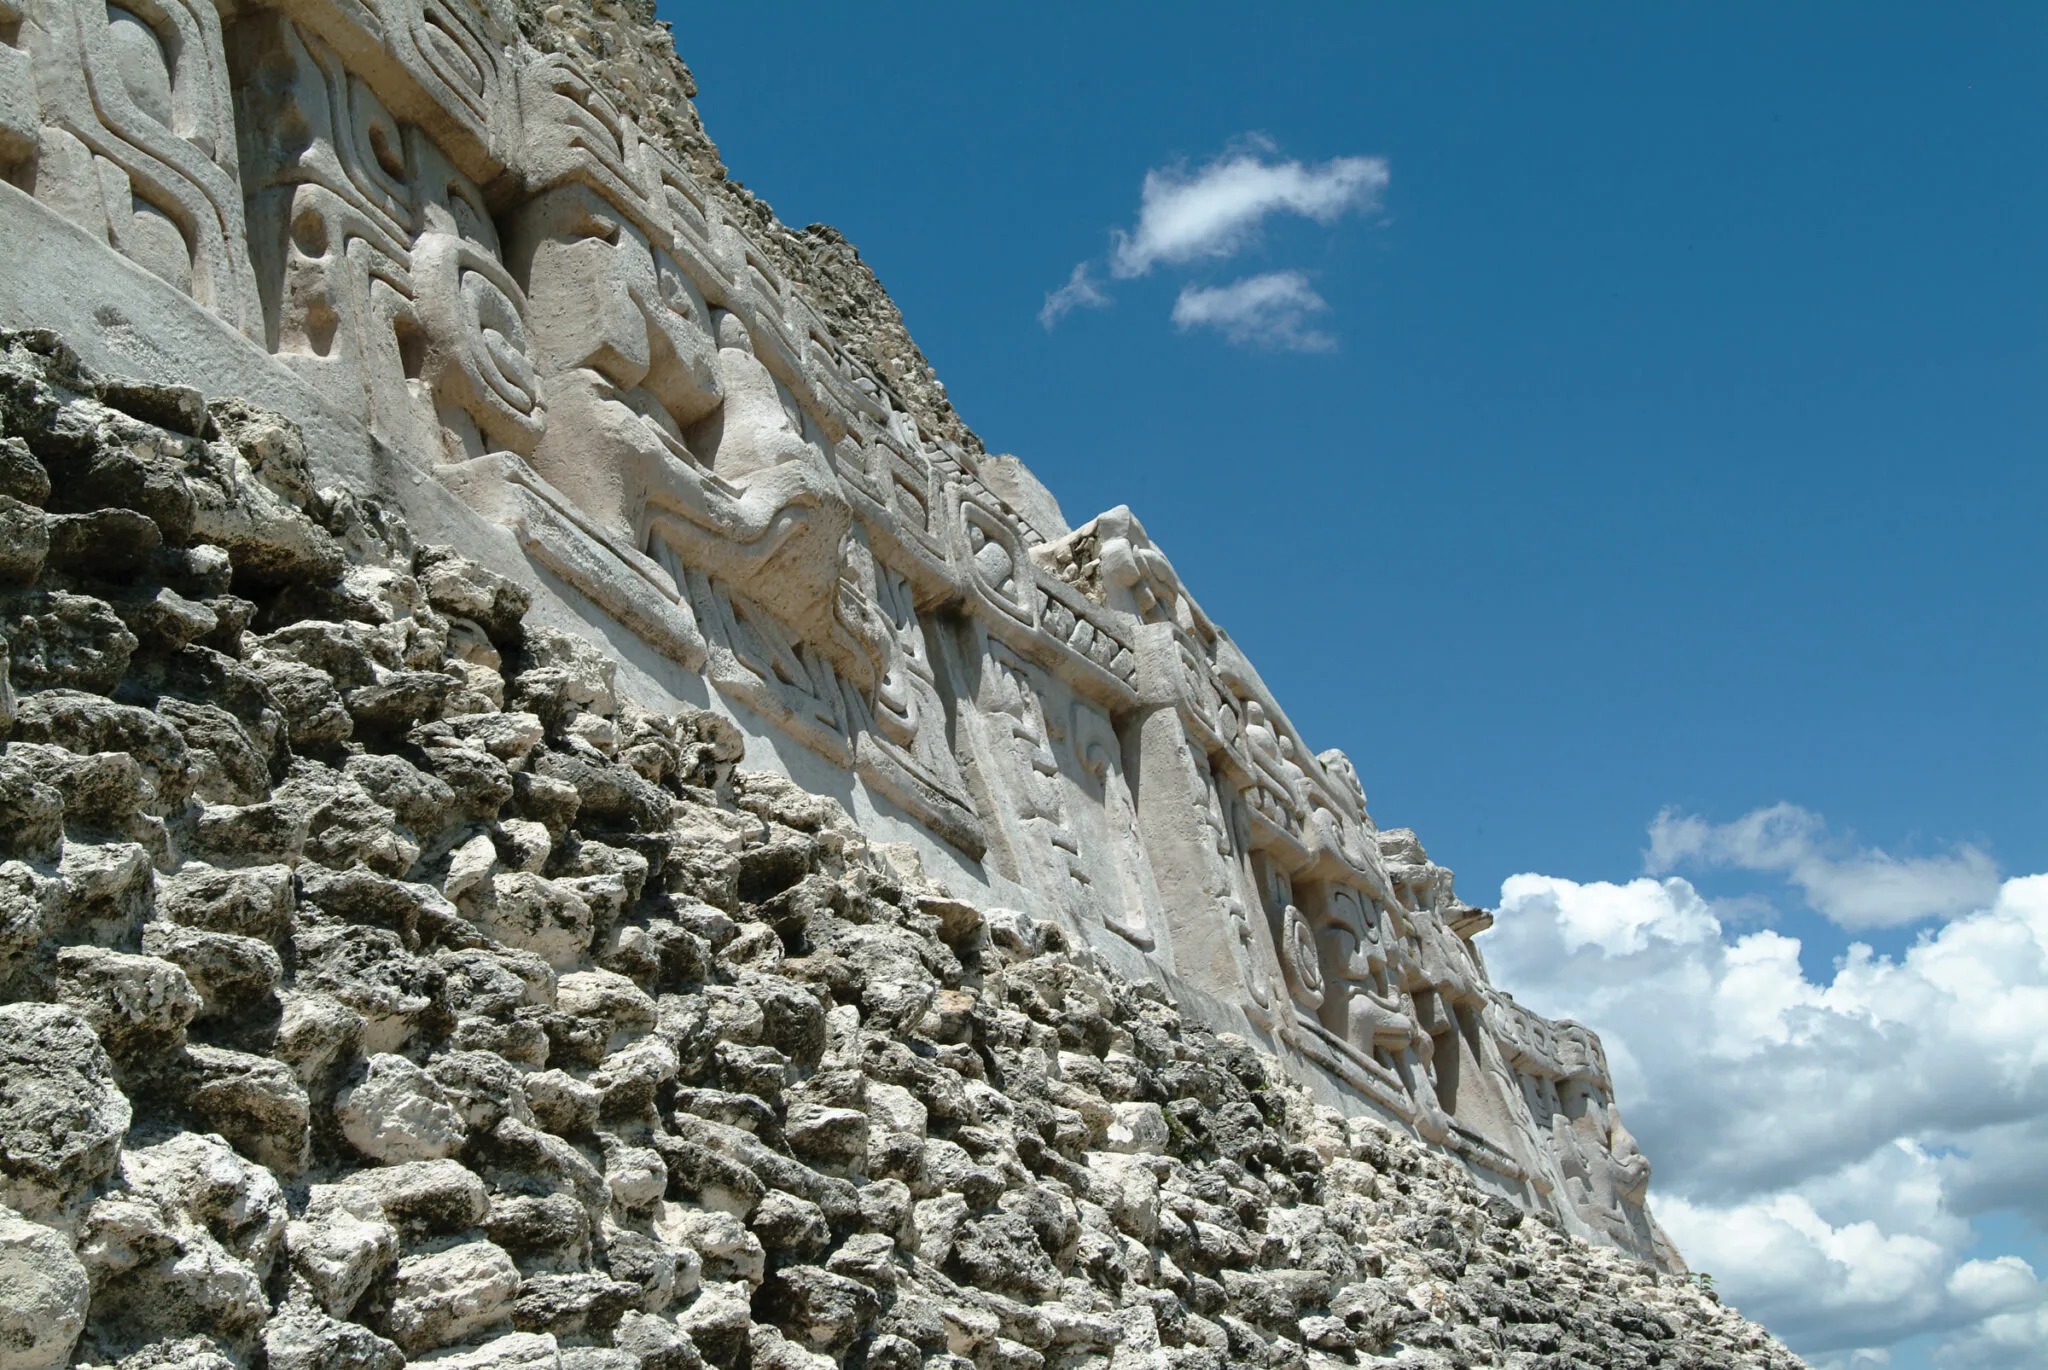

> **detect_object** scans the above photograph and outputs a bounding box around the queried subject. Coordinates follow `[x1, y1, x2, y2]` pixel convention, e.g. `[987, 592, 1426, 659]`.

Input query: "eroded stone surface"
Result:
[0, 0, 1803, 1362]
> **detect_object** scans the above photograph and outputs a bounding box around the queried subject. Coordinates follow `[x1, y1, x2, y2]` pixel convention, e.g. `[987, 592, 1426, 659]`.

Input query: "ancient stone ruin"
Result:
[0, 0, 1805, 1365]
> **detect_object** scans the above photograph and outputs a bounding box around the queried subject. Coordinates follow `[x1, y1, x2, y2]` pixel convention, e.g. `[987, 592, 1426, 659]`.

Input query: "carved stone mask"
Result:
[504, 182, 661, 391]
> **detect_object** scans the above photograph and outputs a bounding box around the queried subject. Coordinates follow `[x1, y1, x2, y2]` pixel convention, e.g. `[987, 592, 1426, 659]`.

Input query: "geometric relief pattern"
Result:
[0, 0, 1676, 1269]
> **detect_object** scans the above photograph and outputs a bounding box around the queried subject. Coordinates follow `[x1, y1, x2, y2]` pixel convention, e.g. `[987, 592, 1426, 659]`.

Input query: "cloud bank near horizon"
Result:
[1482, 809, 2048, 1367]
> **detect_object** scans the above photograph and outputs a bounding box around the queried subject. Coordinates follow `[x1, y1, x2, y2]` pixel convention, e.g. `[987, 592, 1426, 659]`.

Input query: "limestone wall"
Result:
[0, 0, 1687, 1310]
[0, 331, 1804, 1368]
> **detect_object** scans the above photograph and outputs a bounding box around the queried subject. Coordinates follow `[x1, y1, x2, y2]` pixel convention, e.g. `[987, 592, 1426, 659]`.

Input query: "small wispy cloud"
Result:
[1110, 141, 1389, 279]
[1040, 136, 1388, 345]
[1645, 803, 2001, 929]
[1038, 262, 1111, 330]
[1171, 271, 1335, 351]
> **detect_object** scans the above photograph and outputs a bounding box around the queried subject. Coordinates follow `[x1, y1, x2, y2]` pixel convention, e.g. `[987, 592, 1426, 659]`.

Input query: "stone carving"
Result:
[1319, 885, 1418, 1058]
[0, 324, 1797, 1363]
[0, 0, 1713, 1299]
[854, 558, 982, 856]
[16, 0, 259, 326]
[960, 639, 1091, 921]
[1062, 700, 1160, 950]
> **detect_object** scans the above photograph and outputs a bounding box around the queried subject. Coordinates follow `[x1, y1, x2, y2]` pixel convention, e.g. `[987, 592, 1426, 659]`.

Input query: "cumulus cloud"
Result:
[1658, 1160, 2042, 1354]
[1170, 271, 1335, 351]
[1936, 1301, 2048, 1369]
[1647, 803, 2001, 929]
[1480, 862, 2048, 1362]
[1108, 142, 1389, 278]
[1038, 262, 1111, 330]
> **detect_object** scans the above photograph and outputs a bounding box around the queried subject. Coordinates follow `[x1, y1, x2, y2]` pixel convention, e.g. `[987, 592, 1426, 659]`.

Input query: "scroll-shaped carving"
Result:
[802, 323, 892, 445]
[232, 13, 535, 467]
[1222, 895, 1279, 1028]
[886, 448, 949, 569]
[1036, 575, 1138, 688]
[506, 176, 712, 539]
[1280, 899, 1324, 1014]
[1216, 766, 1284, 1028]
[1096, 503, 1190, 628]
[505, 182, 858, 681]
[652, 151, 732, 302]
[513, 56, 661, 237]
[1308, 747, 1389, 890]
[833, 426, 951, 597]
[1381, 827, 1487, 1012]
[0, 0, 39, 176]
[1318, 885, 1422, 1058]
[675, 308, 856, 654]
[506, 474, 706, 671]
[266, 0, 512, 180]
[234, 16, 424, 429]
[22, 0, 258, 328]
[409, 224, 544, 460]
[1239, 697, 1309, 841]
[1250, 858, 1324, 1021]
[953, 485, 1034, 628]
[370, 0, 507, 154]
[1168, 631, 1228, 749]
[1550, 1030, 1655, 1249]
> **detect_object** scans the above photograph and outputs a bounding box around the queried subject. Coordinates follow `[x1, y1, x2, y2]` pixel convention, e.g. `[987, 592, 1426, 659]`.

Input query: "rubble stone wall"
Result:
[0, 1, 1805, 1365]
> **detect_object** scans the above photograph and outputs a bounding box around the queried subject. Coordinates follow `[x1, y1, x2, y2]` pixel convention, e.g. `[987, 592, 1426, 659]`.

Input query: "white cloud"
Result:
[1809, 1353, 1896, 1370]
[1038, 262, 1111, 330]
[1041, 138, 1386, 341]
[1170, 271, 1335, 351]
[1657, 1157, 2042, 1353]
[1934, 1118, 2048, 1227]
[1647, 803, 2001, 929]
[1935, 1300, 2048, 1369]
[1481, 863, 2048, 1361]
[1109, 142, 1388, 278]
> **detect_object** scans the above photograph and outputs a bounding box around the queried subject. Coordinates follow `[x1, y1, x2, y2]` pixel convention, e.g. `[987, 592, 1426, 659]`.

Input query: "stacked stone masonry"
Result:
[0, 0, 1802, 1365]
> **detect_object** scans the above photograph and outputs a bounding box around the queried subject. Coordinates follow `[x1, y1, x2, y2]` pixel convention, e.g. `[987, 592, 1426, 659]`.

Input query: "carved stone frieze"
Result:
[0, 0, 1682, 1272]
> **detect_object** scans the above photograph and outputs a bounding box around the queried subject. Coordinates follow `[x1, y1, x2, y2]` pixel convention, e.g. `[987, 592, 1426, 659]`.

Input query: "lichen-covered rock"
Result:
[182, 1045, 312, 1174]
[9, 692, 190, 812]
[0, 762, 65, 865]
[261, 1308, 406, 1370]
[4, 743, 153, 832]
[336, 1055, 469, 1165]
[350, 1159, 491, 1238]
[139, 922, 282, 1022]
[0, 1205, 89, 1370]
[0, 1003, 129, 1219]
[371, 1239, 523, 1354]
[416, 547, 532, 647]
[287, 1183, 400, 1317]
[155, 862, 294, 941]
[53, 947, 200, 1067]
[479, 872, 595, 971]
[0, 591, 139, 693]
[76, 1133, 284, 1362]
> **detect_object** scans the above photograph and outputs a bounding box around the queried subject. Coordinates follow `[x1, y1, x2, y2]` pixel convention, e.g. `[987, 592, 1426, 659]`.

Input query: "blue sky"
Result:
[663, 5, 2045, 1364]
